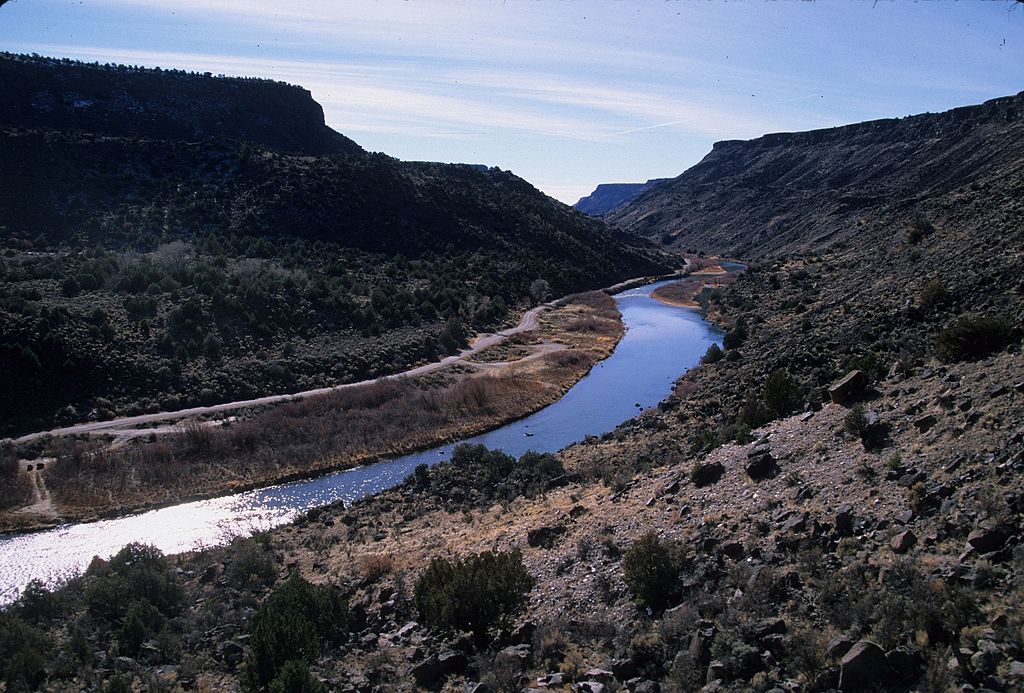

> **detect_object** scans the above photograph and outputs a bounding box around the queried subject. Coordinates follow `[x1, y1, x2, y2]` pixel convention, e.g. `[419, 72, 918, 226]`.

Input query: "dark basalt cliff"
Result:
[574, 178, 669, 217]
[0, 52, 363, 156]
[609, 91, 1024, 257]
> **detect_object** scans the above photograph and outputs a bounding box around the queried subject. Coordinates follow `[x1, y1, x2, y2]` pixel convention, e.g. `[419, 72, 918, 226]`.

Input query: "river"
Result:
[0, 279, 721, 604]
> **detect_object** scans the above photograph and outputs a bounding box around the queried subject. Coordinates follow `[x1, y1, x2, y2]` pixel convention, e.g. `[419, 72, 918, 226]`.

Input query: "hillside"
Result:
[0, 52, 362, 156]
[0, 55, 670, 436]
[574, 179, 669, 217]
[608, 92, 1024, 257]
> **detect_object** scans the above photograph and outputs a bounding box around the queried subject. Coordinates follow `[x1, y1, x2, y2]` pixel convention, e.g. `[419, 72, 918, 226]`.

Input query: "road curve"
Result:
[13, 302, 555, 444]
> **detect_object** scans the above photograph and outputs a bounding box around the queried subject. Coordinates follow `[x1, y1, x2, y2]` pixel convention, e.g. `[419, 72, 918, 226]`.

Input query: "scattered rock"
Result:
[827, 635, 854, 659]
[706, 660, 727, 683]
[527, 524, 567, 549]
[885, 647, 923, 685]
[829, 370, 868, 404]
[834, 505, 855, 537]
[746, 447, 778, 480]
[913, 414, 938, 433]
[839, 640, 888, 691]
[891, 530, 917, 554]
[967, 526, 1009, 553]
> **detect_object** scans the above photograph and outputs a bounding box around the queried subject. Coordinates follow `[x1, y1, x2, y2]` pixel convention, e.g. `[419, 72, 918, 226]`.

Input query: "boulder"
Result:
[219, 640, 244, 668]
[745, 452, 777, 480]
[891, 530, 917, 554]
[439, 651, 468, 675]
[527, 524, 567, 549]
[706, 660, 727, 683]
[689, 623, 716, 664]
[584, 668, 614, 683]
[611, 657, 638, 681]
[885, 647, 923, 684]
[827, 635, 854, 659]
[829, 370, 868, 404]
[967, 526, 1009, 554]
[839, 640, 888, 691]
[913, 414, 938, 433]
[411, 656, 444, 687]
[751, 618, 787, 639]
[691, 461, 724, 487]
[834, 505, 855, 537]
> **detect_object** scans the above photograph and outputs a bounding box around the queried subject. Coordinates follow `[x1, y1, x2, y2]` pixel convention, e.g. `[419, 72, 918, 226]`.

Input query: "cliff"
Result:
[0, 52, 363, 156]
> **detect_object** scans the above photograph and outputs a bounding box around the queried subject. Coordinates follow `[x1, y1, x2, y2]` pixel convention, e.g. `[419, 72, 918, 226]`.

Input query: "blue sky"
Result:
[2, 1, 1023, 203]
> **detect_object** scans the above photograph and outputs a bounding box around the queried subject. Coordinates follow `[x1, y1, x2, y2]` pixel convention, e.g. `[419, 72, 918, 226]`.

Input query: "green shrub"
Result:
[763, 368, 801, 417]
[414, 550, 533, 642]
[722, 321, 747, 349]
[269, 660, 323, 693]
[117, 600, 165, 656]
[226, 536, 278, 589]
[919, 278, 947, 309]
[16, 579, 66, 624]
[84, 543, 183, 622]
[622, 532, 689, 610]
[244, 574, 350, 690]
[700, 343, 723, 365]
[936, 315, 1013, 362]
[906, 216, 936, 244]
[0, 610, 50, 691]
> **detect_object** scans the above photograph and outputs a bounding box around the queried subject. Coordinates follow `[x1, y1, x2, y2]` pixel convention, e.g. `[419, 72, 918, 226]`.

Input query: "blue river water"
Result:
[0, 279, 721, 604]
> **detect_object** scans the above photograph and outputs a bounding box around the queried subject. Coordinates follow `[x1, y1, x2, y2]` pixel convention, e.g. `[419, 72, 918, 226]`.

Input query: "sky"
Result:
[2, 1, 1023, 204]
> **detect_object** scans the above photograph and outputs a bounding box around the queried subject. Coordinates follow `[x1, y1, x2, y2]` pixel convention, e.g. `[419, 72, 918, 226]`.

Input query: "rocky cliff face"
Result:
[574, 178, 669, 217]
[0, 52, 363, 156]
[608, 92, 1024, 257]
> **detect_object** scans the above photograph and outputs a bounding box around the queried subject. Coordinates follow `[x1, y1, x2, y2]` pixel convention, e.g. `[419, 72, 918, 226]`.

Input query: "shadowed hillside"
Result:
[0, 55, 669, 436]
[609, 92, 1024, 257]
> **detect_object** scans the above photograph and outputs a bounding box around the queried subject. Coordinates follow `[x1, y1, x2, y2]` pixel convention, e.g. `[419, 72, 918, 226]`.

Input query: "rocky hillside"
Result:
[608, 92, 1024, 257]
[575, 179, 669, 217]
[0, 52, 362, 156]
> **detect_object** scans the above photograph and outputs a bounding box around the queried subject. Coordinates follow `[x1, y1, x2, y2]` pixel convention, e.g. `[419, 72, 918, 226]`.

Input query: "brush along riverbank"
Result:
[0, 292, 623, 532]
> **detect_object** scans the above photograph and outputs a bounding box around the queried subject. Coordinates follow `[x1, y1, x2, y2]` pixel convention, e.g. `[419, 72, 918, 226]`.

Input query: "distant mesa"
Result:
[574, 179, 670, 217]
[0, 51, 363, 156]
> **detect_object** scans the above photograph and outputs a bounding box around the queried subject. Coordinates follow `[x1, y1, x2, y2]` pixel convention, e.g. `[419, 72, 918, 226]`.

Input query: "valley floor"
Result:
[1, 292, 624, 532]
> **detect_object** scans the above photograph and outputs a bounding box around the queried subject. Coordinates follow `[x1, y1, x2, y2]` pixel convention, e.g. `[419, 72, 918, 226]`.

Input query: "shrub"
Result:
[16, 579, 66, 624]
[919, 278, 947, 309]
[414, 550, 533, 642]
[763, 368, 801, 417]
[226, 536, 278, 589]
[722, 321, 747, 349]
[701, 343, 723, 365]
[0, 610, 50, 691]
[936, 315, 1013, 362]
[244, 574, 350, 690]
[622, 532, 689, 610]
[906, 215, 935, 244]
[269, 660, 323, 693]
[117, 600, 165, 656]
[84, 543, 183, 622]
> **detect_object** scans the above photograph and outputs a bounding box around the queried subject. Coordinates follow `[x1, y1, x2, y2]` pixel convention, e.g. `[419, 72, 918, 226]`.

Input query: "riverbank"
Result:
[0, 292, 624, 533]
[650, 258, 741, 309]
